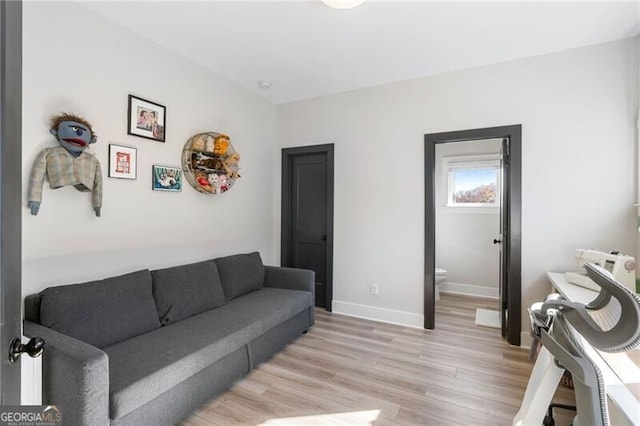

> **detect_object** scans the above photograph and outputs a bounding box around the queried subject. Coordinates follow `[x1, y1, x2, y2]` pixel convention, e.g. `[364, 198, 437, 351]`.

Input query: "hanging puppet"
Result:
[27, 113, 102, 217]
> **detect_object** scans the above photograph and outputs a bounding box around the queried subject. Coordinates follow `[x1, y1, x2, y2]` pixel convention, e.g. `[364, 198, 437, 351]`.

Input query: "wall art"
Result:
[108, 144, 137, 180]
[28, 112, 102, 217]
[127, 95, 166, 142]
[181, 132, 241, 194]
[152, 165, 182, 192]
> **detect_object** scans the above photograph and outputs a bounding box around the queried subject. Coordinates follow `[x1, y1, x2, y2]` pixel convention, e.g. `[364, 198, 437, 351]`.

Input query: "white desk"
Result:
[547, 272, 640, 425]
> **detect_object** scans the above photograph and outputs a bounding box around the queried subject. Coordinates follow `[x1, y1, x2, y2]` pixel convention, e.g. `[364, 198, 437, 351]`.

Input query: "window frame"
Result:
[442, 154, 501, 210]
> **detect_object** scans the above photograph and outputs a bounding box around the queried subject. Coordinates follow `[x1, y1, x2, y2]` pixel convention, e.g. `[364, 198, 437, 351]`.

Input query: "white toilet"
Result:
[435, 268, 448, 301]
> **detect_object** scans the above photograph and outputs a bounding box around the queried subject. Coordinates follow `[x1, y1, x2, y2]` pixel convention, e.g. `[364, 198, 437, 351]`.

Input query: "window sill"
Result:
[441, 206, 500, 214]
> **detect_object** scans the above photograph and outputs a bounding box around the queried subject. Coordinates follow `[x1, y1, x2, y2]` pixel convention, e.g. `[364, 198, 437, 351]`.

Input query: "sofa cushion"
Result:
[39, 269, 160, 349]
[151, 260, 225, 325]
[215, 252, 265, 301]
[105, 287, 313, 420]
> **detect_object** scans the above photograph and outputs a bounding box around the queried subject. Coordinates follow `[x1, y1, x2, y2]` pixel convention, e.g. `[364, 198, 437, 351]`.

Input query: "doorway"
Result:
[281, 144, 334, 310]
[1, 0, 24, 403]
[435, 139, 503, 330]
[425, 126, 522, 346]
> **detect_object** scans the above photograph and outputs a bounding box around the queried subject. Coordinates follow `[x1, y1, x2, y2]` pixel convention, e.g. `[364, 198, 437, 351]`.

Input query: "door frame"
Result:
[1, 0, 23, 403]
[424, 125, 521, 346]
[281, 144, 334, 311]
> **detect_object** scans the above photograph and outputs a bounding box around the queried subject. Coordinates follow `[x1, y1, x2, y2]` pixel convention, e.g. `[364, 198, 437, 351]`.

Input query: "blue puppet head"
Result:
[50, 113, 97, 157]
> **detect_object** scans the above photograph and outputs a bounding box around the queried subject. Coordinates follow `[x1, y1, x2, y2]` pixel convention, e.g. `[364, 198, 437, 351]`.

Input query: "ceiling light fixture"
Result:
[258, 81, 272, 89]
[321, 0, 366, 10]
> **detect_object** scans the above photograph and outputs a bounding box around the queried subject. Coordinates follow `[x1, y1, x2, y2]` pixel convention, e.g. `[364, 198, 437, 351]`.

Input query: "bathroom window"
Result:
[444, 155, 501, 208]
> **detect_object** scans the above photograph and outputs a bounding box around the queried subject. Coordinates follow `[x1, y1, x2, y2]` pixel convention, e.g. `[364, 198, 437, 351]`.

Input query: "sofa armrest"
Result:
[24, 321, 110, 426]
[264, 266, 315, 295]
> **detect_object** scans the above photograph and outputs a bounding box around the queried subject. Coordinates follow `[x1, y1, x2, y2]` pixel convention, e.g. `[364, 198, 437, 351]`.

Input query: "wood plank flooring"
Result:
[181, 294, 575, 425]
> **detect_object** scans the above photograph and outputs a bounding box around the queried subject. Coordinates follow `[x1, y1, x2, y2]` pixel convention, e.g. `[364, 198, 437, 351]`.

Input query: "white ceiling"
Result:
[79, 1, 640, 104]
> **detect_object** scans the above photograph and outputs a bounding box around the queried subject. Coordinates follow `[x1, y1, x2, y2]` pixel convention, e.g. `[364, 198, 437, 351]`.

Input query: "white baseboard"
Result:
[520, 331, 533, 350]
[439, 281, 499, 299]
[332, 300, 424, 328]
[331, 300, 531, 351]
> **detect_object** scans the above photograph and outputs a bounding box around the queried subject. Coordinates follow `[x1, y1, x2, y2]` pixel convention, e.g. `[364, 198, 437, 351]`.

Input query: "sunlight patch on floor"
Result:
[259, 409, 381, 425]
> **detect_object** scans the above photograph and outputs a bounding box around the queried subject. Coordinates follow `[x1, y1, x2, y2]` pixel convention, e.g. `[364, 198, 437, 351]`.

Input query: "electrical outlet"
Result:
[370, 283, 379, 295]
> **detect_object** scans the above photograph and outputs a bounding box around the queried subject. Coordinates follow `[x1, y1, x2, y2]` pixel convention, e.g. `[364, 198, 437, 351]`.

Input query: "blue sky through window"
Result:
[454, 168, 497, 191]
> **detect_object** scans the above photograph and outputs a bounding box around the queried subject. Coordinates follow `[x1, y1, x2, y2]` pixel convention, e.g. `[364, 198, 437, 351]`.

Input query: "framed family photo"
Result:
[152, 165, 182, 192]
[108, 144, 137, 180]
[127, 95, 166, 142]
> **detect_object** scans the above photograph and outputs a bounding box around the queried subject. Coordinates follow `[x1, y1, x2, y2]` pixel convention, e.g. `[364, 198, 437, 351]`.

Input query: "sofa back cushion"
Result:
[215, 252, 265, 301]
[151, 259, 225, 325]
[39, 269, 161, 348]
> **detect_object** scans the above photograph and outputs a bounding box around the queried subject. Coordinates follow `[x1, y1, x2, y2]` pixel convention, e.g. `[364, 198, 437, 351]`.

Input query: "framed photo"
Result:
[127, 95, 166, 142]
[108, 144, 137, 180]
[152, 165, 182, 192]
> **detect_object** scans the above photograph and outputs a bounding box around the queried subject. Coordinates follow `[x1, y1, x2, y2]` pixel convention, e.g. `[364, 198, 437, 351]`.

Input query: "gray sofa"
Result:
[23, 252, 315, 426]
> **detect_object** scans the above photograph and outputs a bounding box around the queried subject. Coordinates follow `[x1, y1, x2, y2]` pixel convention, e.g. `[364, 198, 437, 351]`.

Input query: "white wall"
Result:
[22, 2, 277, 297]
[277, 37, 639, 331]
[637, 34, 640, 276]
[435, 139, 501, 297]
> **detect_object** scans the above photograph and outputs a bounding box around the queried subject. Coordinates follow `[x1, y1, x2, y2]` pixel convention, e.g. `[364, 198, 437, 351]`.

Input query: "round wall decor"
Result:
[181, 132, 241, 194]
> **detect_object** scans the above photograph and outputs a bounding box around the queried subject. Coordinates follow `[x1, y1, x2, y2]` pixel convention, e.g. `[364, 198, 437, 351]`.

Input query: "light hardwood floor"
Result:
[181, 294, 575, 425]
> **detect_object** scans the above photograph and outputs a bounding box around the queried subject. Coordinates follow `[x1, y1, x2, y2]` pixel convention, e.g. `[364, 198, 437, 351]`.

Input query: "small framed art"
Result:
[108, 144, 137, 179]
[127, 95, 166, 142]
[152, 165, 182, 192]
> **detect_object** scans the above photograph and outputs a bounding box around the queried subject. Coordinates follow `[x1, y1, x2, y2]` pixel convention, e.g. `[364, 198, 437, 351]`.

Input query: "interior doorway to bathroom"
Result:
[434, 139, 502, 329]
[424, 125, 522, 346]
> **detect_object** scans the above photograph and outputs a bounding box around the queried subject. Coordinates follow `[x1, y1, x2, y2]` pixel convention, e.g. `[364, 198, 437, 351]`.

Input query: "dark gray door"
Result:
[499, 138, 510, 338]
[292, 154, 327, 306]
[1, 0, 23, 404]
[281, 145, 334, 310]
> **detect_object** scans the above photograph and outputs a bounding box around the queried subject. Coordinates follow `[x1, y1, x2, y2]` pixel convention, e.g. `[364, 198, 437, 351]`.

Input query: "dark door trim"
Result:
[424, 125, 521, 346]
[1, 0, 23, 403]
[281, 144, 334, 311]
